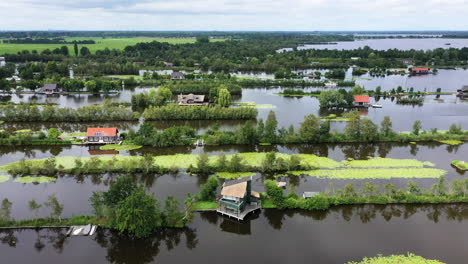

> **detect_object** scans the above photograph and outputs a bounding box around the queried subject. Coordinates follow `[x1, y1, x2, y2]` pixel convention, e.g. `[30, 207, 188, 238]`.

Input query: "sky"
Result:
[0, 0, 467, 31]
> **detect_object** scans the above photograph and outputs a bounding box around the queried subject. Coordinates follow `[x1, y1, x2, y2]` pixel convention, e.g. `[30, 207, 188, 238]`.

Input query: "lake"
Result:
[1, 204, 468, 264]
[298, 38, 468, 51]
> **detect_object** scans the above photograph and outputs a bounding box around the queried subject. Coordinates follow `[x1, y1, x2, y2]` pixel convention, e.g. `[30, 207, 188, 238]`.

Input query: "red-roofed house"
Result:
[86, 127, 119, 144]
[411, 67, 430, 74]
[353, 95, 370, 107]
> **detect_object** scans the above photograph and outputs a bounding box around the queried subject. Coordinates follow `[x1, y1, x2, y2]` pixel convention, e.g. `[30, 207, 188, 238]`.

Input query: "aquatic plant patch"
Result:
[290, 168, 447, 179]
[347, 253, 445, 264]
[14, 176, 57, 183]
[0, 175, 9, 183]
[343, 157, 435, 168]
[100, 144, 143, 151]
[438, 140, 463, 145]
[451, 160, 468, 171]
[216, 172, 256, 179]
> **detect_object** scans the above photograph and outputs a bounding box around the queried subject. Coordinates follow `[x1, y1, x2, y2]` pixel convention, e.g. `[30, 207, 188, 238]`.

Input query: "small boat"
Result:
[445, 43, 451, 46]
[372, 104, 383, 108]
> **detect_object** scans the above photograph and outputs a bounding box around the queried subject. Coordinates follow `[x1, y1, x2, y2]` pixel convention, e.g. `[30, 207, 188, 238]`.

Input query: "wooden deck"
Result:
[216, 203, 261, 221]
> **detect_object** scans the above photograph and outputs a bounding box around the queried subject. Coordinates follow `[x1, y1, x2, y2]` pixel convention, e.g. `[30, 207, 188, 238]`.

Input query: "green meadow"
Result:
[0, 37, 224, 55]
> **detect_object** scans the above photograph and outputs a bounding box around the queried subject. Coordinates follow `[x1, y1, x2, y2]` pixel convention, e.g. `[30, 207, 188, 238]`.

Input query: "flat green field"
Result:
[0, 37, 223, 55]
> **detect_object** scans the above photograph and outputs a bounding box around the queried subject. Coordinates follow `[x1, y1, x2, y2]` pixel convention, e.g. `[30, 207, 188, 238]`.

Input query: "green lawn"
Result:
[0, 37, 224, 55]
[193, 201, 218, 210]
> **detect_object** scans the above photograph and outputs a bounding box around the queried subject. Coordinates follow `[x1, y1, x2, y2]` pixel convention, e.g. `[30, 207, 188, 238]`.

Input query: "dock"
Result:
[66, 225, 98, 236]
[216, 203, 261, 221]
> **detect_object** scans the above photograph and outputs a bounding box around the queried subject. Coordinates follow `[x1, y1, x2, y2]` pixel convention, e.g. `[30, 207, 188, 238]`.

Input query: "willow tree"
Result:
[217, 88, 232, 107]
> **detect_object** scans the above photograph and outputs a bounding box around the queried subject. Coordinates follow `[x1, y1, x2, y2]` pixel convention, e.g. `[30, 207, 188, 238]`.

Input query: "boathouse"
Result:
[40, 83, 61, 95]
[217, 177, 261, 220]
[86, 127, 119, 144]
[171, 71, 185, 80]
[353, 95, 370, 107]
[177, 94, 208, 105]
[411, 67, 430, 74]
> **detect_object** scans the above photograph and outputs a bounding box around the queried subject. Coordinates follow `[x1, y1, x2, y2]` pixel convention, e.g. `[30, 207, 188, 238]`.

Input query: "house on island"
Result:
[86, 127, 119, 144]
[217, 177, 261, 221]
[0, 57, 5, 67]
[164, 62, 174, 68]
[40, 83, 61, 95]
[171, 71, 185, 80]
[411, 67, 430, 75]
[353, 95, 370, 107]
[177, 94, 208, 106]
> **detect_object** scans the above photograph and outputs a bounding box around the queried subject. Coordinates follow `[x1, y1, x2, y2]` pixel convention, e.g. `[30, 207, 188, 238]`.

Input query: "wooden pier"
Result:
[216, 203, 261, 221]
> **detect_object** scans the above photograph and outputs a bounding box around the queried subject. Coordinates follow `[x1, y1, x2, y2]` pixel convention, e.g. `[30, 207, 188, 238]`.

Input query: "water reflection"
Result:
[94, 228, 198, 264]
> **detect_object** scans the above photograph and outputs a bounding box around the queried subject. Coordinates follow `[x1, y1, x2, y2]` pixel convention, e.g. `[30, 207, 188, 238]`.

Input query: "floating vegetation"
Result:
[410, 141, 417, 144]
[259, 143, 272, 146]
[235, 102, 277, 109]
[216, 172, 255, 179]
[347, 253, 445, 264]
[290, 168, 447, 179]
[343, 157, 435, 168]
[100, 144, 143, 151]
[438, 140, 463, 145]
[0, 175, 9, 183]
[451, 160, 468, 171]
[14, 176, 56, 183]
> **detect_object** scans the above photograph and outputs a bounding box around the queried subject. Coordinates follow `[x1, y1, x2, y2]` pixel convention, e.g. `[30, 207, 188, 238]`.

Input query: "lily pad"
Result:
[0, 175, 10, 183]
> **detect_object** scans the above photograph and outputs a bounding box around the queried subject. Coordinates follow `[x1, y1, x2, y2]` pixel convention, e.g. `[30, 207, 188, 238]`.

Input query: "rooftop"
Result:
[86, 127, 118, 137]
[354, 95, 370, 103]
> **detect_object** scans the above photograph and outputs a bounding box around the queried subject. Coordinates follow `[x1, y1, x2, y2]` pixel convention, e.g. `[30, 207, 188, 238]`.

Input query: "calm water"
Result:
[0, 143, 465, 219]
[2, 204, 468, 264]
[298, 38, 468, 51]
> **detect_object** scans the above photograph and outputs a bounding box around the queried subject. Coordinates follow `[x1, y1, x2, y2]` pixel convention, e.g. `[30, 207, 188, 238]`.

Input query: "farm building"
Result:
[171, 71, 185, 80]
[40, 83, 61, 95]
[411, 67, 430, 74]
[86, 127, 119, 144]
[177, 94, 208, 105]
[217, 177, 261, 220]
[353, 95, 370, 107]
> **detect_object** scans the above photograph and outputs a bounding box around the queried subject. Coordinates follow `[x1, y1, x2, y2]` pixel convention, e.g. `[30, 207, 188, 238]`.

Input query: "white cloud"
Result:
[0, 0, 467, 30]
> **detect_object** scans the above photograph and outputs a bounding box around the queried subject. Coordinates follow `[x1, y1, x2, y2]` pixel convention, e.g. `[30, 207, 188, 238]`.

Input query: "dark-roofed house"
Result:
[411, 67, 430, 74]
[171, 71, 185, 80]
[458, 86, 468, 98]
[86, 127, 119, 144]
[177, 94, 208, 105]
[40, 83, 61, 95]
[353, 95, 370, 107]
[217, 177, 261, 220]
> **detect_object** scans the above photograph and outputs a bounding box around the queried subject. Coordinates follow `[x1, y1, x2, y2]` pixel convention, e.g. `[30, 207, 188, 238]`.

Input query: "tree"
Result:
[299, 114, 320, 142]
[115, 188, 162, 238]
[344, 111, 361, 140]
[163, 196, 185, 227]
[47, 128, 60, 139]
[45, 194, 63, 221]
[264, 180, 284, 208]
[360, 118, 379, 142]
[196, 154, 212, 175]
[198, 176, 219, 201]
[73, 41, 79, 56]
[103, 176, 137, 206]
[85, 80, 97, 92]
[264, 111, 278, 143]
[217, 87, 232, 107]
[407, 181, 421, 195]
[412, 120, 422, 135]
[261, 152, 277, 172]
[28, 200, 42, 219]
[60, 46, 69, 56]
[80, 46, 91, 56]
[380, 116, 393, 137]
[449, 123, 462, 135]
[236, 121, 258, 144]
[0, 198, 12, 222]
